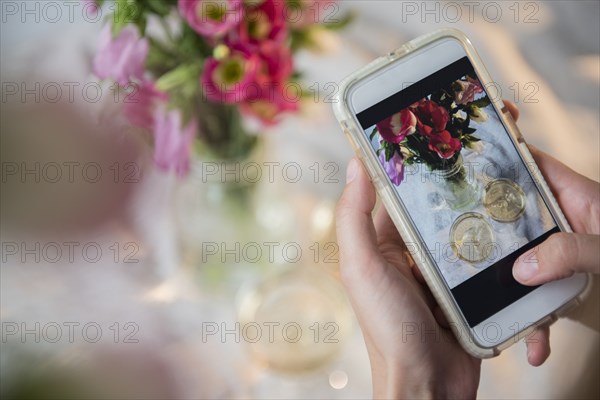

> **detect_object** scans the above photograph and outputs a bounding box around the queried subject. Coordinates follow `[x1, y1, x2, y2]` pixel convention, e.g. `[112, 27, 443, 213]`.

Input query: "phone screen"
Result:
[356, 57, 559, 327]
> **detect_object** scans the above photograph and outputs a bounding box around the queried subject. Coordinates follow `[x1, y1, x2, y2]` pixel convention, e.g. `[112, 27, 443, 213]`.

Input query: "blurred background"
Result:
[1, 1, 598, 399]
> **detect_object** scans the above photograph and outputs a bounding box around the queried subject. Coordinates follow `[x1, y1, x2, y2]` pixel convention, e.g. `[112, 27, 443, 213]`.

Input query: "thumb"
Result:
[513, 232, 600, 285]
[335, 158, 382, 286]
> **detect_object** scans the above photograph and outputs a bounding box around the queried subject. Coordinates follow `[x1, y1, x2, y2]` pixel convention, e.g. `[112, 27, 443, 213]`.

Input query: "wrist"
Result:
[371, 359, 478, 400]
[371, 361, 437, 399]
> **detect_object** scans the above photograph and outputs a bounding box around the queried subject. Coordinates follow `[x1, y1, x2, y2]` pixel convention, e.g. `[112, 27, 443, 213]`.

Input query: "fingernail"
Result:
[514, 252, 539, 282]
[346, 158, 358, 184]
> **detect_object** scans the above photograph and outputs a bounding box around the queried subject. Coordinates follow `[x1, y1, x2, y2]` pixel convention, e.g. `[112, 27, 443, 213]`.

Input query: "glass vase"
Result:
[174, 105, 263, 290]
[431, 154, 480, 211]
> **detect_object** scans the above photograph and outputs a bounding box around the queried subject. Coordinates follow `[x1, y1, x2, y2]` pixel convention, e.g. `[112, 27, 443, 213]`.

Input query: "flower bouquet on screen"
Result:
[90, 0, 351, 175]
[372, 75, 490, 209]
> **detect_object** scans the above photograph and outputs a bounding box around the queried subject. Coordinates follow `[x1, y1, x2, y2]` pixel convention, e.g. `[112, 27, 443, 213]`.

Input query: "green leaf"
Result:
[178, 24, 213, 60]
[111, 0, 142, 36]
[470, 95, 491, 109]
[155, 62, 203, 93]
[384, 144, 393, 162]
[369, 127, 378, 142]
[145, 0, 174, 16]
[145, 38, 178, 73]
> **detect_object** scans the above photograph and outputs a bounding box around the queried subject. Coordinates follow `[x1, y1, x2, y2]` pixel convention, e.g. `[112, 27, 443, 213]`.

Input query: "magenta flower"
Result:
[201, 45, 259, 103]
[379, 151, 404, 186]
[376, 109, 417, 144]
[178, 0, 243, 38]
[255, 40, 294, 85]
[153, 107, 197, 177]
[123, 81, 168, 130]
[237, 40, 295, 124]
[93, 25, 149, 86]
[237, 0, 287, 45]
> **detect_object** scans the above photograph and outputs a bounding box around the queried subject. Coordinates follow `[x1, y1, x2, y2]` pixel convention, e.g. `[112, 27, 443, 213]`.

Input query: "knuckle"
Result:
[543, 233, 577, 277]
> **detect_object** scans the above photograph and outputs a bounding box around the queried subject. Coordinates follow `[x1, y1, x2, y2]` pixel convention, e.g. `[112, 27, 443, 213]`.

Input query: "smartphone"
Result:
[333, 29, 590, 358]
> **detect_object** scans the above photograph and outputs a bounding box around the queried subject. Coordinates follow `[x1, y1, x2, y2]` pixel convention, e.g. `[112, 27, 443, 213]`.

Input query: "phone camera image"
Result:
[483, 178, 527, 222]
[357, 57, 559, 326]
[449, 212, 495, 263]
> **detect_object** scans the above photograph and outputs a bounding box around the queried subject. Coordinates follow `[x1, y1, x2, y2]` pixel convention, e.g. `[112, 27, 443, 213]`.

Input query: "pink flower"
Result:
[81, 0, 100, 15]
[376, 109, 417, 144]
[201, 45, 260, 103]
[93, 25, 148, 86]
[379, 151, 404, 186]
[178, 0, 244, 38]
[468, 76, 483, 93]
[153, 107, 197, 177]
[454, 78, 484, 105]
[123, 81, 168, 130]
[428, 131, 462, 159]
[237, 0, 287, 45]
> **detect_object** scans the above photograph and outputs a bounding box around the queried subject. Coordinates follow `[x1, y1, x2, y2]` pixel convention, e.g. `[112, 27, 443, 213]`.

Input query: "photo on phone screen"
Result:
[356, 57, 559, 327]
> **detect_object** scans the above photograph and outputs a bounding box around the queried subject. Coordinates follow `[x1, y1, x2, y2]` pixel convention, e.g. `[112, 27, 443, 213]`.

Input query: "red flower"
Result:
[409, 99, 425, 109]
[414, 100, 449, 135]
[376, 109, 417, 144]
[428, 130, 462, 159]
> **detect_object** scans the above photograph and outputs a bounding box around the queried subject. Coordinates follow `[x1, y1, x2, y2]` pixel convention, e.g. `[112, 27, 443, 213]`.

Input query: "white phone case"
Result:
[332, 28, 591, 358]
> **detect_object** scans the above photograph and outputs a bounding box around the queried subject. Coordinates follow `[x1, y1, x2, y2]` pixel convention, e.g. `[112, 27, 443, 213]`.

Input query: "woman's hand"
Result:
[335, 100, 599, 398]
[336, 156, 481, 399]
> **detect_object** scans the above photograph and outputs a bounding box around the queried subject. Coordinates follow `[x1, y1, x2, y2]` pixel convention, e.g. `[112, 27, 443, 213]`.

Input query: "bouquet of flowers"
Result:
[373, 75, 490, 186]
[91, 0, 350, 176]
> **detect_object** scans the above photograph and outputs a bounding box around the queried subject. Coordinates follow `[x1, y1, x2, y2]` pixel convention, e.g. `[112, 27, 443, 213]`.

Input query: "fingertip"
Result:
[527, 341, 551, 367]
[526, 327, 551, 367]
[503, 99, 520, 121]
[513, 249, 539, 285]
[337, 158, 375, 216]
